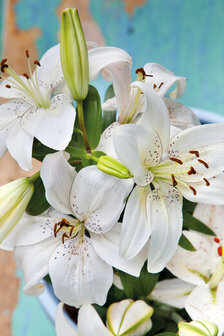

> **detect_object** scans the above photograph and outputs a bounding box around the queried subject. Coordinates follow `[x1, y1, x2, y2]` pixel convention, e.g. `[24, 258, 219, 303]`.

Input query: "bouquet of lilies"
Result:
[1, 7, 224, 336]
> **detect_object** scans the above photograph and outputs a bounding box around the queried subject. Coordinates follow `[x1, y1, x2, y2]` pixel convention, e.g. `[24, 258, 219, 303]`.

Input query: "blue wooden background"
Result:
[1, 0, 224, 335]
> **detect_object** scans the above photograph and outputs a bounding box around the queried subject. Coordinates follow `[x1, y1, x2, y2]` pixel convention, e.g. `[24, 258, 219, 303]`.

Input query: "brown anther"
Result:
[189, 186, 197, 195]
[158, 82, 164, 89]
[203, 178, 210, 186]
[188, 166, 196, 175]
[25, 50, 30, 58]
[62, 232, 70, 244]
[23, 73, 30, 79]
[5, 84, 11, 88]
[54, 223, 58, 238]
[198, 159, 209, 169]
[171, 174, 177, 187]
[189, 150, 199, 157]
[153, 83, 157, 89]
[170, 157, 183, 165]
[136, 67, 146, 77]
[1, 64, 8, 72]
[69, 225, 75, 237]
[34, 60, 41, 67]
[1, 58, 7, 66]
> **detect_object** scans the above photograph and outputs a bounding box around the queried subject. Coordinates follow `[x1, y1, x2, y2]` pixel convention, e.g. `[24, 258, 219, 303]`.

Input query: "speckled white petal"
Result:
[70, 166, 133, 233]
[150, 278, 195, 309]
[21, 94, 76, 150]
[91, 222, 147, 277]
[120, 185, 151, 260]
[6, 121, 34, 170]
[49, 233, 113, 307]
[114, 124, 161, 186]
[88, 46, 132, 81]
[176, 173, 224, 204]
[14, 236, 59, 296]
[78, 304, 109, 336]
[96, 122, 120, 158]
[55, 303, 77, 336]
[167, 231, 213, 286]
[164, 98, 200, 129]
[102, 97, 117, 111]
[36, 44, 64, 90]
[193, 204, 224, 239]
[132, 81, 170, 153]
[143, 63, 186, 99]
[0, 76, 33, 101]
[185, 282, 224, 336]
[147, 182, 183, 273]
[41, 152, 76, 214]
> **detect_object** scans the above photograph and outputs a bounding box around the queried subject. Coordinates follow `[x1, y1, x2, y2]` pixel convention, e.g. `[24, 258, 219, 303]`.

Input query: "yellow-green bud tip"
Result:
[60, 8, 89, 101]
[97, 155, 133, 179]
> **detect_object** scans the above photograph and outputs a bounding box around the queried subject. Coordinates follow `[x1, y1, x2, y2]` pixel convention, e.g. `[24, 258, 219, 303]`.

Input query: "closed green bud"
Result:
[60, 8, 89, 100]
[178, 320, 219, 336]
[97, 155, 133, 179]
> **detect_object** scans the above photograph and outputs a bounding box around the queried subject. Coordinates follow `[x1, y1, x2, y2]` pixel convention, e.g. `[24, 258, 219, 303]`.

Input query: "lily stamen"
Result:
[203, 178, 210, 186]
[189, 150, 200, 157]
[198, 159, 209, 168]
[189, 186, 197, 195]
[188, 166, 196, 175]
[170, 157, 183, 165]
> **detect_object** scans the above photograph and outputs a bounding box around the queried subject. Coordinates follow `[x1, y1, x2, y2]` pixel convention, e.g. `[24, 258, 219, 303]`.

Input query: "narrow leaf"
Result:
[83, 85, 102, 149]
[183, 210, 215, 236]
[32, 138, 56, 161]
[26, 177, 50, 216]
[178, 233, 196, 251]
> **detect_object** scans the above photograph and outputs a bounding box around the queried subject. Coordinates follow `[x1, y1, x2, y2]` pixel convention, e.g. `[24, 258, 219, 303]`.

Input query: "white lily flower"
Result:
[55, 300, 153, 336]
[6, 152, 147, 306]
[111, 82, 224, 273]
[0, 46, 76, 170]
[0, 177, 34, 244]
[167, 228, 224, 335]
[178, 320, 219, 336]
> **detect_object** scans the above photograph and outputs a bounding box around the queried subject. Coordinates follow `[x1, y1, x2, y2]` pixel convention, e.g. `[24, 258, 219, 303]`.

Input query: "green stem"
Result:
[77, 100, 91, 152]
[28, 171, 40, 184]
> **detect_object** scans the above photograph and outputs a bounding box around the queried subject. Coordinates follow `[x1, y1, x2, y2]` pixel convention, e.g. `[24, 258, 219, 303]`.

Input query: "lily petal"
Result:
[167, 231, 213, 286]
[49, 233, 113, 307]
[96, 122, 119, 158]
[114, 124, 161, 186]
[70, 166, 133, 233]
[143, 63, 186, 99]
[41, 152, 76, 214]
[147, 182, 183, 273]
[21, 94, 76, 150]
[55, 302, 77, 336]
[185, 282, 224, 336]
[14, 236, 59, 296]
[78, 304, 109, 336]
[0, 76, 33, 102]
[6, 120, 34, 170]
[120, 185, 151, 260]
[131, 81, 170, 152]
[91, 222, 147, 277]
[150, 278, 195, 309]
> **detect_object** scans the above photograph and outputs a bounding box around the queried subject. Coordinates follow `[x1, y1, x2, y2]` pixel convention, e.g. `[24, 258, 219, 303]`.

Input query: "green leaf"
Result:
[83, 85, 102, 149]
[102, 84, 116, 131]
[119, 264, 159, 300]
[66, 140, 87, 160]
[178, 233, 196, 251]
[183, 198, 197, 214]
[183, 210, 215, 236]
[154, 332, 177, 336]
[26, 177, 50, 216]
[32, 138, 56, 161]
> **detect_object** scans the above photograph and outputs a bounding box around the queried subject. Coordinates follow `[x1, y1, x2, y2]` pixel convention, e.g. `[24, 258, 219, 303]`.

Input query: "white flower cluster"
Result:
[0, 7, 224, 336]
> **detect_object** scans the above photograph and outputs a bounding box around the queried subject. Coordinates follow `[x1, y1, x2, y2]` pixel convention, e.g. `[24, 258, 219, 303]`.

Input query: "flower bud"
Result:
[97, 155, 133, 179]
[178, 320, 218, 336]
[0, 177, 34, 244]
[60, 8, 89, 101]
[107, 299, 153, 336]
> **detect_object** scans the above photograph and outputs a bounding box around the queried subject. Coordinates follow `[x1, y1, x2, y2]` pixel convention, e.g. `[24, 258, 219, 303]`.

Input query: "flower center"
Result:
[0, 51, 50, 109]
[150, 150, 210, 196]
[54, 217, 84, 244]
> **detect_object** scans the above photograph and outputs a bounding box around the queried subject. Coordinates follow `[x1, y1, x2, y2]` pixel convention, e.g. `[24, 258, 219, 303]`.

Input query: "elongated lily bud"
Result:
[107, 299, 153, 336]
[0, 177, 35, 244]
[178, 320, 219, 336]
[60, 8, 89, 101]
[97, 155, 133, 179]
